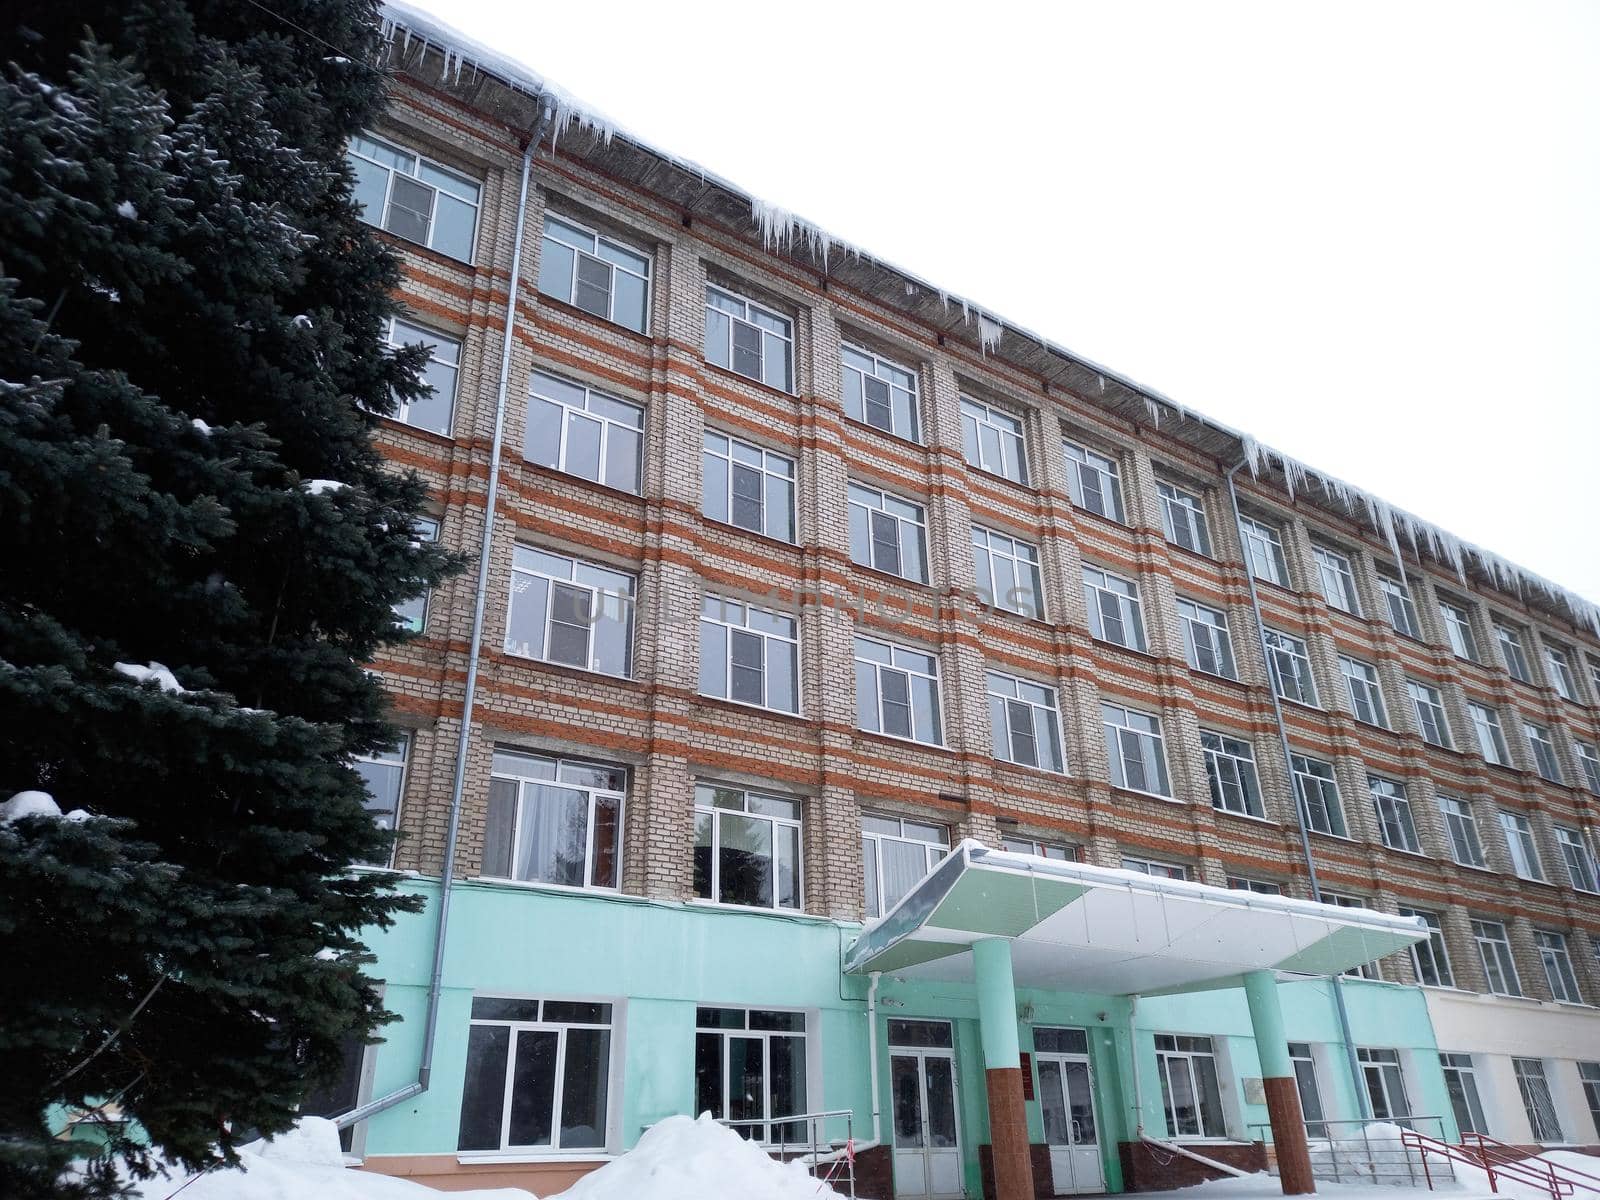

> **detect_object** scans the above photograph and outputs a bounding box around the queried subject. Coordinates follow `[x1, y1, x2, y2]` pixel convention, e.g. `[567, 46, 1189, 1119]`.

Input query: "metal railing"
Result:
[710, 1110, 858, 1198]
[1458, 1132, 1600, 1198]
[1247, 1115, 1453, 1187]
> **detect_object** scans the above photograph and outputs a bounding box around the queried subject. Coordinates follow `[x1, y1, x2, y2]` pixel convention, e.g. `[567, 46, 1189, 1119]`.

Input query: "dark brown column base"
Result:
[1264, 1074, 1315, 1195]
[984, 1066, 1035, 1200]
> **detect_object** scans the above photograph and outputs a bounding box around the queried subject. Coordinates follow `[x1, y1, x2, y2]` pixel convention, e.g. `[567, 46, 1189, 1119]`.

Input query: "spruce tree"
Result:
[0, 3, 453, 1195]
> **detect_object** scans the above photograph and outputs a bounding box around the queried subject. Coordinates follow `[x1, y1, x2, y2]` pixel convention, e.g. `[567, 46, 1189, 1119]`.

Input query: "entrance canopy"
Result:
[844, 841, 1427, 996]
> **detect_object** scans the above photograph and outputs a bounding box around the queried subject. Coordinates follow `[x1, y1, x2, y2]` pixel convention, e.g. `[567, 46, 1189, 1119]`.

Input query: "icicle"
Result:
[978, 316, 1002, 355]
[1142, 397, 1163, 427]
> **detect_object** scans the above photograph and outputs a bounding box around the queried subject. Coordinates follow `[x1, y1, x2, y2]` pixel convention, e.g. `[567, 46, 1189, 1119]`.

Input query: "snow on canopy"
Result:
[114, 661, 186, 694]
[378, 1, 1600, 636]
[1, 790, 93, 825]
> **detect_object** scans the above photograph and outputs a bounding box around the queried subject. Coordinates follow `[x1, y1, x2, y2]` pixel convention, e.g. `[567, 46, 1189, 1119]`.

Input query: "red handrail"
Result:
[1399, 1128, 1574, 1199]
[1460, 1132, 1600, 1197]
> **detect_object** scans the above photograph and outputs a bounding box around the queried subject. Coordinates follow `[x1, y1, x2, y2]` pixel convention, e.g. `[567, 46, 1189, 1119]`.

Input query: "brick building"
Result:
[318, 7, 1600, 1197]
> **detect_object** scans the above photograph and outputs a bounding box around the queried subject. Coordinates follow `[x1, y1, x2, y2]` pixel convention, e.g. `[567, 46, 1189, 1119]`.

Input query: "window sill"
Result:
[973, 602, 1053, 630]
[699, 515, 802, 555]
[472, 875, 621, 898]
[992, 756, 1071, 781]
[520, 460, 647, 507]
[701, 359, 799, 404]
[496, 652, 638, 688]
[535, 293, 654, 346]
[376, 227, 476, 272]
[1189, 667, 1247, 688]
[1087, 635, 1158, 662]
[856, 728, 953, 755]
[849, 560, 938, 595]
[964, 463, 1035, 495]
[1164, 540, 1217, 566]
[1110, 785, 1180, 804]
[376, 414, 458, 447]
[694, 692, 809, 725]
[1066, 501, 1131, 531]
[686, 898, 809, 919]
[457, 1151, 614, 1165]
[1214, 808, 1278, 828]
[841, 412, 923, 449]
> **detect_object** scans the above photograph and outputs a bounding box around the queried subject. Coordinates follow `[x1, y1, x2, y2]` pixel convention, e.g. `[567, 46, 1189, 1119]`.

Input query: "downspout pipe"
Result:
[1222, 462, 1370, 1122]
[339, 97, 553, 1130]
[866, 972, 883, 1147]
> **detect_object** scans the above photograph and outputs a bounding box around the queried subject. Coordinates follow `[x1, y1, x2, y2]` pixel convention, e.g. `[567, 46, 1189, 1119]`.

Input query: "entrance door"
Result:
[1036, 1027, 1104, 1195]
[889, 1022, 962, 1200]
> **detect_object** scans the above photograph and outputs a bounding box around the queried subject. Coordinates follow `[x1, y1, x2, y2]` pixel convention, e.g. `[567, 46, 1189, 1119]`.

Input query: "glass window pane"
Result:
[559, 1028, 610, 1148]
[718, 813, 774, 907]
[507, 1030, 558, 1146]
[538, 236, 576, 301]
[517, 784, 590, 886]
[457, 1025, 510, 1151]
[564, 412, 603, 481]
[433, 193, 476, 260]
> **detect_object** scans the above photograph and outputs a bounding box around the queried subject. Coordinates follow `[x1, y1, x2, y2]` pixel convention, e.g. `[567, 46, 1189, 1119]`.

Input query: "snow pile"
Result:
[1, 790, 93, 825]
[550, 1113, 844, 1200]
[115, 661, 186, 694]
[302, 479, 347, 495]
[126, 1118, 534, 1200]
[191, 418, 214, 436]
[1446, 1149, 1600, 1200]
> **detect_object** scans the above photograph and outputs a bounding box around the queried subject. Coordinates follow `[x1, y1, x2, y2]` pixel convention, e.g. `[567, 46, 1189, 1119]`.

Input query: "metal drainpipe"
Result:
[1223, 461, 1371, 1121]
[338, 97, 554, 1131]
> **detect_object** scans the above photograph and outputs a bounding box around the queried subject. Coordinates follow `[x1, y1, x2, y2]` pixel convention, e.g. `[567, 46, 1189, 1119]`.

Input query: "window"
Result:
[1524, 722, 1564, 783]
[1293, 755, 1347, 837]
[849, 484, 928, 583]
[693, 784, 802, 911]
[525, 371, 643, 494]
[695, 1008, 807, 1144]
[1001, 837, 1076, 860]
[1083, 566, 1147, 651]
[1399, 908, 1454, 987]
[699, 595, 798, 713]
[987, 671, 1065, 773]
[1121, 857, 1189, 880]
[1437, 796, 1486, 868]
[385, 317, 460, 435]
[1313, 546, 1361, 615]
[538, 213, 650, 332]
[1469, 703, 1512, 766]
[1063, 440, 1123, 521]
[1102, 703, 1172, 796]
[504, 547, 634, 677]
[1154, 1034, 1227, 1138]
[1439, 601, 1479, 661]
[1201, 731, 1264, 818]
[348, 132, 480, 261]
[842, 344, 919, 441]
[1288, 1043, 1329, 1138]
[855, 636, 942, 745]
[1546, 645, 1579, 700]
[862, 815, 948, 918]
[1238, 515, 1288, 587]
[1576, 741, 1600, 794]
[1369, 776, 1421, 853]
[1157, 481, 1211, 555]
[1177, 599, 1237, 679]
[1537, 931, 1582, 1003]
[1497, 623, 1533, 682]
[1556, 826, 1599, 893]
[457, 996, 612, 1152]
[703, 431, 795, 541]
[1473, 919, 1522, 996]
[1513, 1058, 1564, 1143]
[1579, 1062, 1600, 1140]
[1358, 1048, 1412, 1123]
[1265, 630, 1318, 706]
[1339, 657, 1388, 727]
[1325, 893, 1384, 980]
[704, 285, 792, 391]
[354, 737, 408, 866]
[1227, 876, 1282, 895]
[1499, 810, 1544, 881]
[1591, 657, 1600, 701]
[971, 527, 1043, 619]
[1379, 575, 1421, 639]
[394, 517, 440, 633]
[960, 397, 1028, 483]
[1406, 680, 1453, 748]
[484, 750, 624, 890]
[1439, 1054, 1489, 1136]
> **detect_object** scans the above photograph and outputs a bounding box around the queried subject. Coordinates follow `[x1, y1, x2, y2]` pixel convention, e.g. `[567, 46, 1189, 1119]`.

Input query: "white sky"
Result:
[411, 0, 1600, 604]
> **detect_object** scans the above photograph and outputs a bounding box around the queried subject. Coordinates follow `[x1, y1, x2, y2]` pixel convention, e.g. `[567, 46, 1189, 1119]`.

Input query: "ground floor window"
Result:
[457, 997, 612, 1153]
[298, 1034, 369, 1153]
[1439, 1053, 1489, 1136]
[1358, 1048, 1411, 1124]
[1155, 1034, 1227, 1138]
[695, 1007, 807, 1143]
[1579, 1062, 1600, 1140]
[1513, 1058, 1563, 1143]
[1287, 1043, 1327, 1138]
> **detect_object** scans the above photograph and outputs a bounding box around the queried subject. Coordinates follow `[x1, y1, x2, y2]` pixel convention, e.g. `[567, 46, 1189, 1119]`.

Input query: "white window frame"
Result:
[693, 1006, 809, 1145]
[1157, 480, 1211, 555]
[1227, 876, 1282, 895]
[1514, 1057, 1564, 1143]
[353, 736, 409, 867]
[1339, 656, 1388, 727]
[1524, 722, 1564, 783]
[484, 750, 626, 891]
[1499, 809, 1545, 881]
[1497, 623, 1534, 682]
[841, 343, 919, 441]
[1545, 645, 1579, 701]
[1575, 741, 1600, 795]
[704, 284, 793, 392]
[1102, 702, 1172, 797]
[394, 517, 440, 633]
[972, 526, 1044, 619]
[1121, 856, 1189, 880]
[1437, 796, 1486, 868]
[1313, 545, 1361, 615]
[538, 212, 651, 332]
[1370, 776, 1421, 854]
[348, 131, 480, 262]
[1473, 919, 1522, 996]
[504, 547, 635, 678]
[1265, 629, 1319, 706]
[1238, 515, 1289, 586]
[693, 783, 803, 912]
[1292, 754, 1347, 838]
[1536, 931, 1582, 1003]
[986, 671, 1066, 773]
[1358, 1047, 1412, 1120]
[1177, 598, 1237, 679]
[1379, 575, 1421, 639]
[525, 370, 644, 494]
[698, 594, 800, 714]
[1001, 836, 1076, 861]
[1469, 703, 1511, 766]
[960, 396, 1029, 484]
[1063, 440, 1123, 521]
[385, 316, 460, 436]
[1399, 908, 1455, 988]
[1440, 1053, 1490, 1135]
[1406, 680, 1453, 748]
[1154, 1034, 1229, 1139]
[854, 635, 943, 746]
[1555, 826, 1599, 894]
[702, 430, 796, 542]
[1578, 1062, 1600, 1139]
[1440, 600, 1479, 661]
[862, 814, 949, 918]
[1083, 565, 1147, 651]
[849, 483, 928, 584]
[1201, 730, 1264, 818]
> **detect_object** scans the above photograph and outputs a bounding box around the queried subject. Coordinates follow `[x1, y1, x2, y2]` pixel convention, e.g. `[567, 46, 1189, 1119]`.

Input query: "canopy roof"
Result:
[844, 842, 1427, 996]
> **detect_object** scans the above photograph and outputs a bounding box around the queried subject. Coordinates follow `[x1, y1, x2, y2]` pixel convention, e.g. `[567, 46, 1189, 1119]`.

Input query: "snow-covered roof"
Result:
[379, 2, 1600, 637]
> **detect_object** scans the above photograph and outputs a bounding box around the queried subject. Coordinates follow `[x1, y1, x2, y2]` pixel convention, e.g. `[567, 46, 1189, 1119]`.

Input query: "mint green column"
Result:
[973, 938, 1020, 1067]
[1243, 970, 1291, 1078]
[1244, 970, 1314, 1194]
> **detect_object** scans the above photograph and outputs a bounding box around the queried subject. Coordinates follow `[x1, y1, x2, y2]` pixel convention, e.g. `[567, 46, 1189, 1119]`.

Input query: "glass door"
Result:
[890, 1034, 962, 1199]
[1035, 1027, 1104, 1195]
